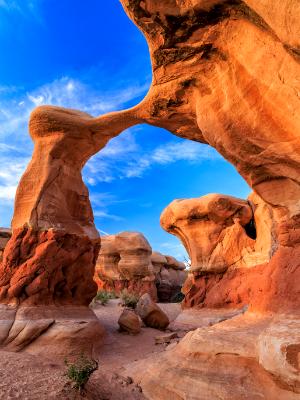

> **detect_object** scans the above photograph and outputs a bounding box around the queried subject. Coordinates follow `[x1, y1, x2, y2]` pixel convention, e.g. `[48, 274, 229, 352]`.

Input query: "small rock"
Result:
[136, 293, 170, 330]
[118, 309, 141, 335]
[155, 332, 178, 344]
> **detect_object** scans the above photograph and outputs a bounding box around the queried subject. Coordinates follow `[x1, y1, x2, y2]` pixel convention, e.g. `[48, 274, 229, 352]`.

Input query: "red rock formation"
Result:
[118, 0, 300, 312]
[0, 106, 140, 359]
[94, 232, 158, 300]
[151, 252, 187, 302]
[115, 1, 300, 397]
[0, 0, 298, 393]
[161, 192, 276, 308]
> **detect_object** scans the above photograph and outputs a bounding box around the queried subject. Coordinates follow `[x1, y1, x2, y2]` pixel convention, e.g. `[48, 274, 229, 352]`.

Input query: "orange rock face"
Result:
[116, 1, 300, 398]
[116, 0, 300, 315]
[161, 194, 256, 274]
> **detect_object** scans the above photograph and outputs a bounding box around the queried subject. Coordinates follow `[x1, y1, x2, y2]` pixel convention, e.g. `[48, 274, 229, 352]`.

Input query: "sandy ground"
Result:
[0, 300, 181, 400]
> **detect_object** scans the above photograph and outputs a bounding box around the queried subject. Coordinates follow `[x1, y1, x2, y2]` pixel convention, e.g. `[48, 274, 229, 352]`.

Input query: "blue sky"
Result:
[0, 0, 250, 260]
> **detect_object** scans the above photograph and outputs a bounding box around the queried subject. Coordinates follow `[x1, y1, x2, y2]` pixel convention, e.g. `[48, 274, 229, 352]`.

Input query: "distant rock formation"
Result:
[94, 231, 157, 300]
[94, 232, 187, 302]
[151, 252, 186, 302]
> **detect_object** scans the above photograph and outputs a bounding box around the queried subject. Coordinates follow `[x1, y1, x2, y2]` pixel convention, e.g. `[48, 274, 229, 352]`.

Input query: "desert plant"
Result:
[94, 290, 115, 305]
[171, 291, 185, 303]
[65, 354, 98, 392]
[120, 289, 139, 309]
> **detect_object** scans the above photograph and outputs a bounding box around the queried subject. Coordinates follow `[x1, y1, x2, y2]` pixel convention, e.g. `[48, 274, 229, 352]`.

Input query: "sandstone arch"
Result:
[0, 1, 298, 395]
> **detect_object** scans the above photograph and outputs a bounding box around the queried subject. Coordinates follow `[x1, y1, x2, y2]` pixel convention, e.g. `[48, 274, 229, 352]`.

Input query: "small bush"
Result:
[94, 290, 115, 305]
[171, 292, 185, 303]
[65, 354, 98, 392]
[120, 289, 139, 309]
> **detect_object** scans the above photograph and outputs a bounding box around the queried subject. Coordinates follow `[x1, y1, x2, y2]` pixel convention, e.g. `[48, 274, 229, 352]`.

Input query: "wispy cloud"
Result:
[84, 132, 220, 184]
[0, 0, 43, 17]
[0, 73, 149, 219]
[159, 241, 188, 261]
[89, 192, 126, 223]
[0, 154, 29, 203]
[27, 76, 149, 115]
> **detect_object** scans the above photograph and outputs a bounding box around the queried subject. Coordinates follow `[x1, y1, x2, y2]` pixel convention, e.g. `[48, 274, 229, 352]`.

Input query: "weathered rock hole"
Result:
[243, 218, 256, 240]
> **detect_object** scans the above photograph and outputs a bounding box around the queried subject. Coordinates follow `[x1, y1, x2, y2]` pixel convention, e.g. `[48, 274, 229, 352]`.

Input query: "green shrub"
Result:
[94, 290, 115, 305]
[120, 289, 139, 309]
[171, 291, 185, 303]
[65, 354, 98, 392]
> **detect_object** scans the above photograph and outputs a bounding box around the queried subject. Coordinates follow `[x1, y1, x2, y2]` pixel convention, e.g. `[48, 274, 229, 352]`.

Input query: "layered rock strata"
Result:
[0, 106, 138, 359]
[0, 0, 298, 395]
[115, 0, 300, 398]
[161, 192, 277, 309]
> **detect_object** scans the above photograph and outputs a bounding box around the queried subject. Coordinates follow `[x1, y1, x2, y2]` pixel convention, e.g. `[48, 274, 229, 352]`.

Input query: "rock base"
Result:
[125, 311, 300, 400]
[0, 305, 105, 361]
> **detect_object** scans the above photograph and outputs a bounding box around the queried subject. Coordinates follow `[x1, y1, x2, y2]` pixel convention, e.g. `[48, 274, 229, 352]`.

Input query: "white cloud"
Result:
[93, 210, 124, 222]
[0, 155, 29, 204]
[83, 131, 220, 184]
[0, 71, 149, 226]
[26, 76, 148, 115]
[159, 241, 188, 261]
[89, 192, 127, 223]
[0, 0, 44, 22]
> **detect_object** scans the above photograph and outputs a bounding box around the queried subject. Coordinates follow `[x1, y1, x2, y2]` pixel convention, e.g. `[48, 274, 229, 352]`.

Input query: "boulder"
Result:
[118, 309, 141, 335]
[136, 293, 169, 330]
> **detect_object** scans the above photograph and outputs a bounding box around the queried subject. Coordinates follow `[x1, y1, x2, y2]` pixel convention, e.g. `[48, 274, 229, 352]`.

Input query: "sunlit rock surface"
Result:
[117, 0, 300, 398]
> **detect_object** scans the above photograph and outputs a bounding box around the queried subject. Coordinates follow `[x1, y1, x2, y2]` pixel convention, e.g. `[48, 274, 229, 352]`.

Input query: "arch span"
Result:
[0, 1, 298, 376]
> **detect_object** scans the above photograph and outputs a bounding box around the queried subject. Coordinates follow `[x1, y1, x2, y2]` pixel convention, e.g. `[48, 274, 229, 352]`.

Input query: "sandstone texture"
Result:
[126, 312, 300, 400]
[0, 106, 138, 359]
[136, 293, 170, 330]
[94, 232, 187, 302]
[161, 192, 278, 309]
[0, 0, 298, 396]
[115, 0, 300, 398]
